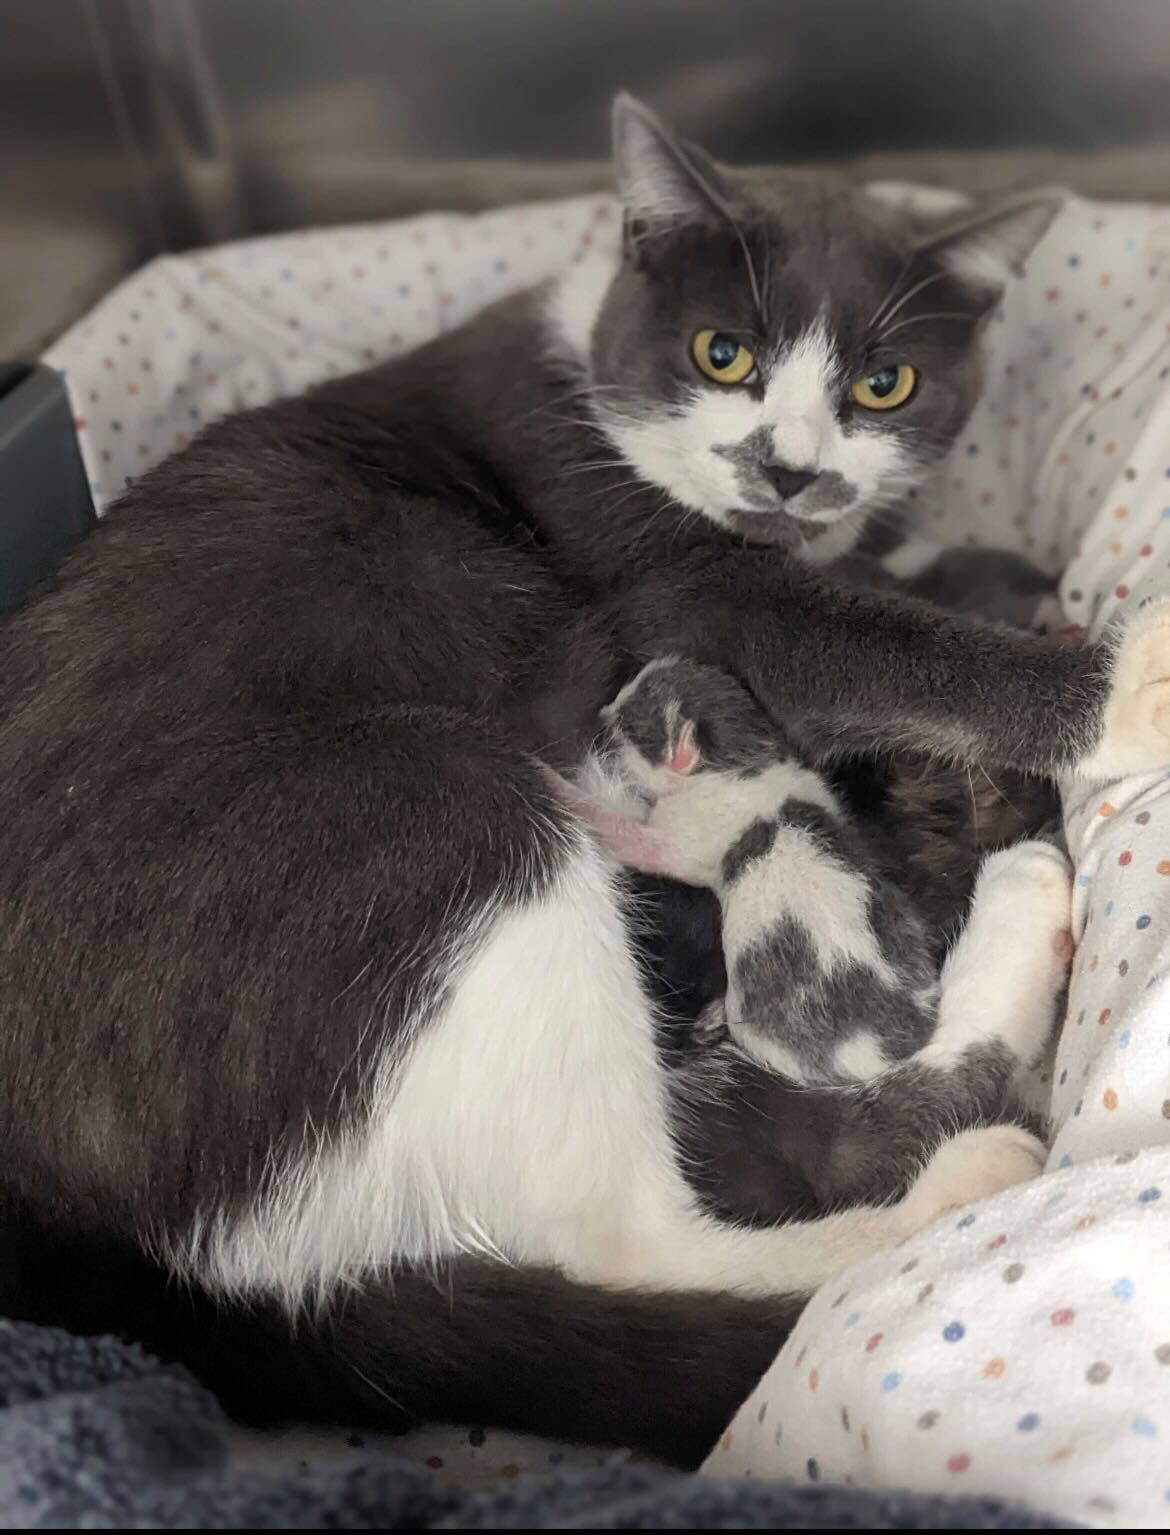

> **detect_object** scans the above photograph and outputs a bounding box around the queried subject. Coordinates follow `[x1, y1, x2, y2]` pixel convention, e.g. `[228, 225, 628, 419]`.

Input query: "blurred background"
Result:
[4, 0, 1170, 357]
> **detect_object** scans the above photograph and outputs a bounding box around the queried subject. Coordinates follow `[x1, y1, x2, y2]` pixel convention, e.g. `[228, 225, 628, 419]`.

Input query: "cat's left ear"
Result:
[666, 717, 701, 776]
[918, 191, 1066, 298]
[612, 91, 730, 237]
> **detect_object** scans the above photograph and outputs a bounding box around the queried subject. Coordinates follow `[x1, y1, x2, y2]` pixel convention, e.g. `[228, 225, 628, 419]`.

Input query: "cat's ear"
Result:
[667, 718, 701, 776]
[611, 91, 729, 235]
[918, 192, 1065, 296]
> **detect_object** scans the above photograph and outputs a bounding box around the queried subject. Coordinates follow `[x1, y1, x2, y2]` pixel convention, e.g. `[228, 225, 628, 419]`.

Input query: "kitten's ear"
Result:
[612, 91, 729, 234]
[919, 192, 1065, 295]
[667, 718, 701, 776]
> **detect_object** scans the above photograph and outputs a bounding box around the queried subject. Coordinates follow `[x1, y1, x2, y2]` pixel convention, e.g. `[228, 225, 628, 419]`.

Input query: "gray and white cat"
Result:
[1, 93, 1167, 1465]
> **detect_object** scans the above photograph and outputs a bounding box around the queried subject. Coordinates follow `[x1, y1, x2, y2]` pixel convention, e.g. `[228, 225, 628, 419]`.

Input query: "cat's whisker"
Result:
[875, 310, 980, 343]
[869, 268, 950, 335]
[650, 128, 768, 326]
[867, 252, 916, 331]
[557, 459, 641, 478]
[974, 762, 1011, 808]
[520, 382, 642, 425]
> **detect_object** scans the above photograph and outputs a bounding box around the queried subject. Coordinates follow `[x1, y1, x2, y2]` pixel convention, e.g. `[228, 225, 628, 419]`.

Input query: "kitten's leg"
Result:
[695, 994, 729, 1041]
[918, 839, 1072, 1080]
[621, 553, 1170, 778]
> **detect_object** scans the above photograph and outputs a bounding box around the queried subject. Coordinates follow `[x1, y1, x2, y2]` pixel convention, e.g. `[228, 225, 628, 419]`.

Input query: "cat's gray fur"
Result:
[0, 93, 1140, 1464]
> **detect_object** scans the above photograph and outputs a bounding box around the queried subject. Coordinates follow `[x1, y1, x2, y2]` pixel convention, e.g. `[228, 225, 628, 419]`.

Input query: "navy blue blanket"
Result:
[0, 1319, 1070, 1528]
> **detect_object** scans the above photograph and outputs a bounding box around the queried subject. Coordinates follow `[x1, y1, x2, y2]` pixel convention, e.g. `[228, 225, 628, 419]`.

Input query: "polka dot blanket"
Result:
[41, 189, 1170, 1522]
[706, 197, 1170, 1528]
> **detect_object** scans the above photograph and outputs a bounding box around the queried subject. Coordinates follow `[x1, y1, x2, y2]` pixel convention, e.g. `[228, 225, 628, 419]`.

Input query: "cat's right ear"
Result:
[611, 92, 729, 243]
[917, 192, 1065, 299]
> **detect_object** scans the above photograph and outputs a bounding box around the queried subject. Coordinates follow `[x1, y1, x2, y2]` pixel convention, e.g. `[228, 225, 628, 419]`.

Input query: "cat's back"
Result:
[0, 295, 612, 1228]
[0, 292, 592, 782]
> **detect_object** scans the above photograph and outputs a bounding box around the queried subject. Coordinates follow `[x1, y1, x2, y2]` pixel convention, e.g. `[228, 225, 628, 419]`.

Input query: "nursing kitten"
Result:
[1, 92, 1166, 1465]
[585, 655, 1066, 1091]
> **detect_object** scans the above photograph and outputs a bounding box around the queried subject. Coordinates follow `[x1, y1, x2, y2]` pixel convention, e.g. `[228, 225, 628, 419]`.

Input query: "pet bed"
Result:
[24, 187, 1170, 1526]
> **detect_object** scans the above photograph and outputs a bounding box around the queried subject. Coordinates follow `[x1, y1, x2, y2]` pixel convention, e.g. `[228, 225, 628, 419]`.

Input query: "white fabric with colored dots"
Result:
[43, 194, 618, 514]
[704, 1148, 1170, 1526]
[708, 196, 1170, 1527]
[40, 190, 1170, 1516]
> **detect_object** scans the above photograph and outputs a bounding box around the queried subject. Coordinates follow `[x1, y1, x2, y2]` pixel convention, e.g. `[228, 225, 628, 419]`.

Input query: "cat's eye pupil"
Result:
[867, 366, 899, 398]
[707, 334, 741, 371]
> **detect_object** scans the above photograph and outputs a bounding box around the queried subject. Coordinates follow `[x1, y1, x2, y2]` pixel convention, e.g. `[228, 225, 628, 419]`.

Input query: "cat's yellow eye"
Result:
[692, 329, 756, 386]
[851, 363, 917, 411]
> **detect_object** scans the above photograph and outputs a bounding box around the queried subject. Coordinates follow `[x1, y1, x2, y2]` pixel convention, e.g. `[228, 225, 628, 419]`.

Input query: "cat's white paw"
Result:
[1075, 597, 1170, 778]
[898, 1125, 1046, 1237]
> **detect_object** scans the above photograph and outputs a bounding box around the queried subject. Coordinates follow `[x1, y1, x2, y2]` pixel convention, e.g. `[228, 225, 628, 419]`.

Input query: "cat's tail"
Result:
[0, 1210, 797, 1469]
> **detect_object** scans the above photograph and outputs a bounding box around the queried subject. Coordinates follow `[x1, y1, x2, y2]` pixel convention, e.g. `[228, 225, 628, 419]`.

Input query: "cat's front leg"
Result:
[619, 552, 1170, 780]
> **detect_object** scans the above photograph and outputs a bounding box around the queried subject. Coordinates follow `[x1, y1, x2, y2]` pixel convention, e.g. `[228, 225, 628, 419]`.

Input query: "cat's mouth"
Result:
[714, 460, 858, 545]
[724, 504, 853, 548]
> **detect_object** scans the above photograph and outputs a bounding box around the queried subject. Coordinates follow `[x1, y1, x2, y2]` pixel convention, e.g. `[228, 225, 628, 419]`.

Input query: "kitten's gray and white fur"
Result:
[586, 656, 1067, 1096]
[2, 92, 1168, 1466]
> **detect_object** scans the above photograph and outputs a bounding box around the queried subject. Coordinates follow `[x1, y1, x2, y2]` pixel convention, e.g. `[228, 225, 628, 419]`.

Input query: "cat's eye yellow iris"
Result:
[692, 329, 756, 385]
[851, 363, 917, 411]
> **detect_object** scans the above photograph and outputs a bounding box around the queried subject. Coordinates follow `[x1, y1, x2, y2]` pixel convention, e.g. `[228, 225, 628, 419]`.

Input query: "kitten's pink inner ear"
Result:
[668, 721, 700, 775]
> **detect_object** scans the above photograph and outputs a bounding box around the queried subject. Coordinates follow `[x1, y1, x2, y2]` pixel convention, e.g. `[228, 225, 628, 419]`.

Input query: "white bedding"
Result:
[42, 189, 1170, 1520]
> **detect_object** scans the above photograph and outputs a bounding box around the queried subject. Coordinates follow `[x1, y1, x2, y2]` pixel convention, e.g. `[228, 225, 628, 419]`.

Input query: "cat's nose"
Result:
[763, 464, 819, 501]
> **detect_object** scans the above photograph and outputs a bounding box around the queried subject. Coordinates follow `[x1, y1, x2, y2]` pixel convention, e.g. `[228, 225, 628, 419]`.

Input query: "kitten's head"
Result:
[603, 656, 778, 796]
[552, 94, 1060, 558]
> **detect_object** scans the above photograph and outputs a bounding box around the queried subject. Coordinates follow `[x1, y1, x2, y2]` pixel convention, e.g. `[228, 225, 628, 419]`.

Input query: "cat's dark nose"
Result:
[763, 464, 819, 501]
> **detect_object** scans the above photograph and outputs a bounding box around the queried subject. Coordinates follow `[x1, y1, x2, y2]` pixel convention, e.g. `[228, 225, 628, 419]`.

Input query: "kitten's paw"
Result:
[928, 838, 1072, 1070]
[1075, 597, 1170, 778]
[975, 836, 1071, 901]
[899, 1126, 1046, 1236]
[975, 838, 1074, 967]
[695, 996, 729, 1042]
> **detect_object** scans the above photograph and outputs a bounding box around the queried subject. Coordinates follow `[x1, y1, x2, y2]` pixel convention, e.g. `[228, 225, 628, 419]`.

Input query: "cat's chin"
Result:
[724, 507, 857, 554]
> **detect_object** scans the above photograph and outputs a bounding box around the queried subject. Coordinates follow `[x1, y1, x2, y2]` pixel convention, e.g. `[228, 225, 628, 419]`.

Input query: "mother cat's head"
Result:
[549, 93, 1060, 557]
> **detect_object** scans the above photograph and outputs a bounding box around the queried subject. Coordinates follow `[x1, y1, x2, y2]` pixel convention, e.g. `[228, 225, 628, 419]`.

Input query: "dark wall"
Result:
[5, 0, 1170, 356]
